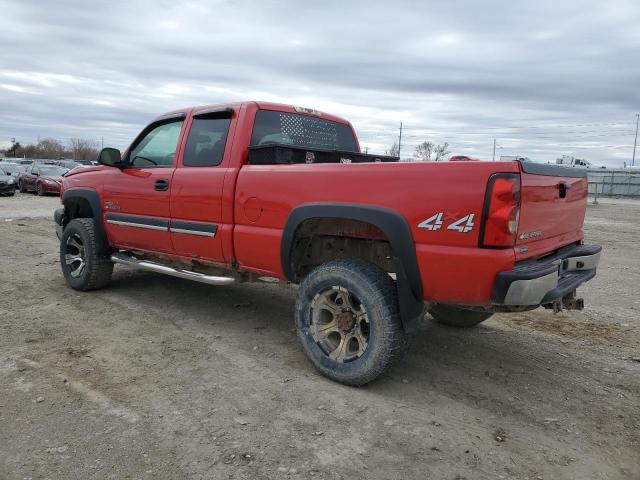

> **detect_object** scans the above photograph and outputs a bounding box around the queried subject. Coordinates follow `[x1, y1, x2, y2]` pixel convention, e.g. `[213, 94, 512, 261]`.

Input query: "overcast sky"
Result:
[1, 0, 639, 166]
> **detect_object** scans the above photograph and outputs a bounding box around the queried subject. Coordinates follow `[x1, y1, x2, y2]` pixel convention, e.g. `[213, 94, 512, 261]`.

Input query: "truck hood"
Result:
[64, 165, 108, 177]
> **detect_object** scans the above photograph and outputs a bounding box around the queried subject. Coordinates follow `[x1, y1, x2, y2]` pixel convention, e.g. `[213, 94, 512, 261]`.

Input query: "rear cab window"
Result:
[250, 110, 357, 151]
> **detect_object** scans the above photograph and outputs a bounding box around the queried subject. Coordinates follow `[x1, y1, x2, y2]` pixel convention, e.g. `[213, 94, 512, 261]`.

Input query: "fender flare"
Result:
[281, 203, 424, 330]
[62, 188, 109, 255]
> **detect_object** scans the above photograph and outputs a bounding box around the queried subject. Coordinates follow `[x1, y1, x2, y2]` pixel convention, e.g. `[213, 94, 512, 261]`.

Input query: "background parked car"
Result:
[0, 163, 26, 182]
[0, 173, 17, 196]
[18, 164, 69, 196]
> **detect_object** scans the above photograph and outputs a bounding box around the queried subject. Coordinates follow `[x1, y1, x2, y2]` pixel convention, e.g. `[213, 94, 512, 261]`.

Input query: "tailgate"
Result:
[516, 162, 588, 260]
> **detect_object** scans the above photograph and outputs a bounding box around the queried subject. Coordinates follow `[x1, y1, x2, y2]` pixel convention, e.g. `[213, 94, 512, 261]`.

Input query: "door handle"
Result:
[154, 179, 169, 191]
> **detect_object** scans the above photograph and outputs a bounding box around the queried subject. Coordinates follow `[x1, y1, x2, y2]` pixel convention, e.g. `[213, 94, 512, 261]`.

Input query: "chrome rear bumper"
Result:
[492, 244, 601, 306]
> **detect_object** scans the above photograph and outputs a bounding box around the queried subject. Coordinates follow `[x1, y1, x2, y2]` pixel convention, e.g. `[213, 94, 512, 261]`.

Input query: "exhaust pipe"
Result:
[111, 252, 235, 286]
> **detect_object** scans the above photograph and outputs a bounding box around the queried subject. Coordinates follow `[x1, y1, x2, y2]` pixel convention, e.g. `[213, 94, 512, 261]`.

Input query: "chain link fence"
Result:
[587, 169, 640, 201]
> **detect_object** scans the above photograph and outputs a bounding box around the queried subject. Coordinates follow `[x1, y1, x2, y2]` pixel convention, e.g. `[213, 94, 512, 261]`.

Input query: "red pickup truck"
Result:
[54, 101, 601, 385]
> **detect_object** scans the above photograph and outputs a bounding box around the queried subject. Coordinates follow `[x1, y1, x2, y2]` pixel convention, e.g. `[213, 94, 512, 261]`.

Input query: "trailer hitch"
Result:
[543, 291, 584, 313]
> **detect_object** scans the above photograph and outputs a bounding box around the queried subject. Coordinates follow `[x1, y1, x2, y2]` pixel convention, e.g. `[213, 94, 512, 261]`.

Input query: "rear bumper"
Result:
[492, 244, 601, 306]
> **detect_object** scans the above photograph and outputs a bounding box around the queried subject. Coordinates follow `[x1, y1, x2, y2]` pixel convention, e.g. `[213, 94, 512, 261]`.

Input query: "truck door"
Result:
[102, 115, 185, 254]
[169, 108, 234, 264]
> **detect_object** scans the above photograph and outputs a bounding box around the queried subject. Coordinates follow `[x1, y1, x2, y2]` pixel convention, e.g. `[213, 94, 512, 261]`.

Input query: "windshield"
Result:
[250, 110, 357, 151]
[38, 166, 69, 176]
[1, 164, 23, 174]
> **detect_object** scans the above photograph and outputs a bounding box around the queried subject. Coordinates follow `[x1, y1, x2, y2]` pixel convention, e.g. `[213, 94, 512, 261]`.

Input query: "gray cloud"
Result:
[1, 0, 639, 166]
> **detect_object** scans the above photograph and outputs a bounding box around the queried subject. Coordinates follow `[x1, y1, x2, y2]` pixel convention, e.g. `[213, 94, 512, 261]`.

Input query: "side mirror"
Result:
[98, 147, 122, 166]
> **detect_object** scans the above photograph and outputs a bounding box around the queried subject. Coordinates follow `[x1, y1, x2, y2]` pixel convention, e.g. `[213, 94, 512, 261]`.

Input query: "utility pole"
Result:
[398, 122, 403, 159]
[633, 113, 639, 167]
[492, 139, 496, 161]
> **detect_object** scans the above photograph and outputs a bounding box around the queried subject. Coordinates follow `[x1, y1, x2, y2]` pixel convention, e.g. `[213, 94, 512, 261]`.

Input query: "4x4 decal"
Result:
[418, 212, 475, 233]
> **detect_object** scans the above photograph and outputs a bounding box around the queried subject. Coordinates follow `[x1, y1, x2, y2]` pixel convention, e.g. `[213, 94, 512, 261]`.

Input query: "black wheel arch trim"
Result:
[281, 203, 424, 330]
[61, 188, 109, 255]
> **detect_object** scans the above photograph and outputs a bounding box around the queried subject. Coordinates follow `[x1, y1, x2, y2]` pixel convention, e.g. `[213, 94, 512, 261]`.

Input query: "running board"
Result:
[110, 252, 236, 286]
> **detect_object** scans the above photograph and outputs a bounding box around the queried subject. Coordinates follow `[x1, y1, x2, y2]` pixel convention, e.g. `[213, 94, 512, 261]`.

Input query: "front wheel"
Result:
[429, 304, 493, 328]
[60, 218, 113, 291]
[295, 260, 406, 386]
[36, 183, 45, 196]
[19, 181, 27, 193]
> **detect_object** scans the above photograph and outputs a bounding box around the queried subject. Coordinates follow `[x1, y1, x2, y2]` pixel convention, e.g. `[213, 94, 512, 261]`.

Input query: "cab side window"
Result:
[129, 120, 184, 168]
[183, 117, 231, 167]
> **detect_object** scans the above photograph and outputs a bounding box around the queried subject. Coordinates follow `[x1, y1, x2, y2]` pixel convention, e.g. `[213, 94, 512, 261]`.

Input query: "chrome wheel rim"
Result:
[64, 233, 86, 278]
[310, 286, 369, 363]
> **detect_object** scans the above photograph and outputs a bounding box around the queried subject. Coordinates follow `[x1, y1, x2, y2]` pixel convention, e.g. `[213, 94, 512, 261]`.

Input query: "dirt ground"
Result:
[1, 192, 638, 480]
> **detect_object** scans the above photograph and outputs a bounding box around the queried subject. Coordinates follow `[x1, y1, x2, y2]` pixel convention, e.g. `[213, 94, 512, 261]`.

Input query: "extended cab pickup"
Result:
[54, 101, 601, 385]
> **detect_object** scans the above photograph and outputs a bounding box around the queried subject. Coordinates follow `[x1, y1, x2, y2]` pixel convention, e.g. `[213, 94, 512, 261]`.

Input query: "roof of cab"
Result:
[155, 101, 352, 126]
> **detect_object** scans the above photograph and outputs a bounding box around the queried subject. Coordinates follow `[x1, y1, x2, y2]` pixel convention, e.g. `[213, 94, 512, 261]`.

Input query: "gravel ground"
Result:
[0, 191, 60, 220]
[0, 192, 638, 479]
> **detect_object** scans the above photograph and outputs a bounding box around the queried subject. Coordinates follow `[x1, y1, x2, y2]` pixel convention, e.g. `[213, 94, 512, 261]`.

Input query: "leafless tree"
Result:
[414, 141, 450, 162]
[433, 142, 450, 162]
[386, 140, 399, 157]
[414, 141, 434, 162]
[69, 138, 100, 161]
[34, 138, 67, 159]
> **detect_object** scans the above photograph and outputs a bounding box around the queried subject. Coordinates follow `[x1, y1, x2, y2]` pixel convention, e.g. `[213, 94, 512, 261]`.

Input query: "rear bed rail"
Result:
[247, 144, 399, 165]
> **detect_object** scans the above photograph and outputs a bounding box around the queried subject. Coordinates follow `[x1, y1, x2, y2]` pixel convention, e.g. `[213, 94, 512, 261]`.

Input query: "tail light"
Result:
[479, 173, 521, 248]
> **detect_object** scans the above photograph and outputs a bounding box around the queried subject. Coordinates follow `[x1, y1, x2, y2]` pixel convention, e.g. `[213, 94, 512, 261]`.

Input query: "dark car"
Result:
[0, 169, 17, 195]
[1, 162, 26, 180]
[18, 164, 69, 196]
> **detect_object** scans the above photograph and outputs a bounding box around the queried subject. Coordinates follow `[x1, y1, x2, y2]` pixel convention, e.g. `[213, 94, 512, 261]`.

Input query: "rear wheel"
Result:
[429, 304, 493, 328]
[295, 260, 406, 386]
[60, 218, 113, 291]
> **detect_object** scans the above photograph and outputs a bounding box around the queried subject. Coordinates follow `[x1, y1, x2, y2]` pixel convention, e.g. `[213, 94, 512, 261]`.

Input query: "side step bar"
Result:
[110, 252, 235, 286]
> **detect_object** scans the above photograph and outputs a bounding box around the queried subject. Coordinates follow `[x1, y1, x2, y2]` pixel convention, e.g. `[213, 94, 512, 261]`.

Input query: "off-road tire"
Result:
[429, 304, 493, 328]
[36, 182, 45, 196]
[295, 260, 407, 386]
[60, 218, 113, 291]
